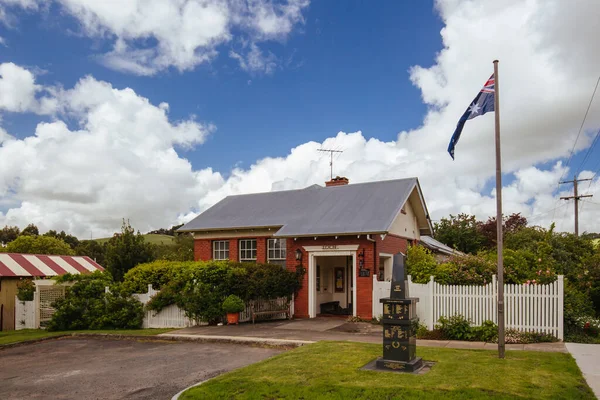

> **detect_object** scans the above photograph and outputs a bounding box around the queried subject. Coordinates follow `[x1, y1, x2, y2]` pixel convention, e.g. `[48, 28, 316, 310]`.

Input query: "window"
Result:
[239, 239, 257, 261]
[213, 240, 229, 260]
[316, 265, 321, 291]
[267, 238, 286, 267]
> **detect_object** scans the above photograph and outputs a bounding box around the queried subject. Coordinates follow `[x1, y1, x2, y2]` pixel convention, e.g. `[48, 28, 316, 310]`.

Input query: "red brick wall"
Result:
[289, 236, 377, 320]
[256, 237, 267, 264]
[194, 239, 211, 261]
[375, 234, 409, 280]
[229, 239, 238, 262]
[193, 234, 410, 320]
[286, 238, 308, 317]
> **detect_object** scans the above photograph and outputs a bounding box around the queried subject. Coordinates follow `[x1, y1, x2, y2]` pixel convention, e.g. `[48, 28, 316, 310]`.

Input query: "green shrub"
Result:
[122, 260, 197, 294]
[47, 272, 144, 331]
[16, 278, 35, 301]
[436, 315, 475, 341]
[145, 260, 303, 325]
[415, 322, 447, 340]
[472, 320, 498, 342]
[222, 295, 245, 313]
[406, 245, 437, 283]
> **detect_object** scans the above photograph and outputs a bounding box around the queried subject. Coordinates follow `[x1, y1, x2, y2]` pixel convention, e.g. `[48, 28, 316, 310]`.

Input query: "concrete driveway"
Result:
[0, 338, 282, 400]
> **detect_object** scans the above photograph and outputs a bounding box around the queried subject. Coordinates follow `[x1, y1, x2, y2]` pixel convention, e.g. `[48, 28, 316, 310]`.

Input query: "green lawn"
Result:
[0, 328, 173, 346]
[94, 233, 175, 245]
[181, 341, 593, 400]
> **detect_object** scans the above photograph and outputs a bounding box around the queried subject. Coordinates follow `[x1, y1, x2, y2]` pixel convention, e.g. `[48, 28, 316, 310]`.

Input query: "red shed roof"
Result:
[0, 253, 104, 277]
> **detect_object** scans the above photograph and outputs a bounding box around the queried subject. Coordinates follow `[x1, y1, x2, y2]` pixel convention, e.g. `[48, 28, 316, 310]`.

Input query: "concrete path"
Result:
[162, 318, 567, 353]
[566, 343, 600, 399]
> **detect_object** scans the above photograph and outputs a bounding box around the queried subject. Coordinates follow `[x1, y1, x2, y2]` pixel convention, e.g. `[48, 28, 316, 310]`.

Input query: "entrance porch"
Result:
[305, 245, 358, 319]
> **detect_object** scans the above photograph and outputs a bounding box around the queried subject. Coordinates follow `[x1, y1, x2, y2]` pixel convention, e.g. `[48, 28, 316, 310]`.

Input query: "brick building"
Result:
[178, 177, 433, 320]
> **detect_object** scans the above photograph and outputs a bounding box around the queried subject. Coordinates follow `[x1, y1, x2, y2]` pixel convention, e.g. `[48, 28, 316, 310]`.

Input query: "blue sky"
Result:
[0, 0, 599, 236]
[0, 1, 444, 173]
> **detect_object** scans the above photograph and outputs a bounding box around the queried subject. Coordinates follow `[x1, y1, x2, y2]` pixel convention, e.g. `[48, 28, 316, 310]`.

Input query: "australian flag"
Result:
[448, 74, 495, 159]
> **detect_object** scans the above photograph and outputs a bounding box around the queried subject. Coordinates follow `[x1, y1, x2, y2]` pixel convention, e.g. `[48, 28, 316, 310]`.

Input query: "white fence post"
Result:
[558, 275, 564, 340]
[428, 276, 434, 329]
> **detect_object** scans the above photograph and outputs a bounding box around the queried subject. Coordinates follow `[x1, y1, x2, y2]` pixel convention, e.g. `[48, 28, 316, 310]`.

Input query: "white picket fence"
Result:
[16, 283, 291, 329]
[134, 284, 292, 327]
[133, 285, 197, 328]
[372, 275, 564, 340]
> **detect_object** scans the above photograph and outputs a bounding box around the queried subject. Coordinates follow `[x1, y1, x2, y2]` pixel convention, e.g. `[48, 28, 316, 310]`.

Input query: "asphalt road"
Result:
[0, 338, 282, 400]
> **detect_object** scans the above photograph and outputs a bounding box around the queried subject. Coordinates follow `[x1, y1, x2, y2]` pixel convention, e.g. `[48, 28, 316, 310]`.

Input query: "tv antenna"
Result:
[317, 148, 343, 180]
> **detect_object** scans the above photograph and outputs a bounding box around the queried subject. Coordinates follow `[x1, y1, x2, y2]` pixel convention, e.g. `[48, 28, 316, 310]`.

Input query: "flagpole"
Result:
[493, 59, 505, 359]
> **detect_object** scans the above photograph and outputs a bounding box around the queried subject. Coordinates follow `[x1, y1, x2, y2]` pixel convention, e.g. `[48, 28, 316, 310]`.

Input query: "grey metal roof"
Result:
[420, 236, 464, 256]
[179, 178, 429, 237]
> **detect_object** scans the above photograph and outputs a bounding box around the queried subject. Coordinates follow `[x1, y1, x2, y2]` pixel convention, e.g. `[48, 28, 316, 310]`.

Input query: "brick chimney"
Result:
[325, 176, 349, 187]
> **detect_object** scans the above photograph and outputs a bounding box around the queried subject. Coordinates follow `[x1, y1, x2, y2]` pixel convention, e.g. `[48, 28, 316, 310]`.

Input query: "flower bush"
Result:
[416, 315, 557, 343]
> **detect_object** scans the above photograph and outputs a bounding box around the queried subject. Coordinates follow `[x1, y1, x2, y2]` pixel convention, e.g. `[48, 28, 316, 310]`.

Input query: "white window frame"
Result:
[267, 238, 286, 261]
[239, 239, 257, 262]
[213, 240, 229, 260]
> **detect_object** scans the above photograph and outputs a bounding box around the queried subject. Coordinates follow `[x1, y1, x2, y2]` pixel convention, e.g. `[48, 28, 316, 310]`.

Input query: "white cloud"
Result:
[181, 0, 600, 233]
[1, 0, 309, 75]
[230, 42, 278, 74]
[2, 0, 600, 238]
[0, 62, 40, 112]
[0, 65, 218, 236]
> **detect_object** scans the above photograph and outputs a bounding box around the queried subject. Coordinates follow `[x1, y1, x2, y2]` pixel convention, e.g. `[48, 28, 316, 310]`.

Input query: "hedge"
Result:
[124, 260, 304, 324]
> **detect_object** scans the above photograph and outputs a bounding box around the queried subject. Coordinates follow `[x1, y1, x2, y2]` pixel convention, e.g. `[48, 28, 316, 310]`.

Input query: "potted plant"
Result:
[222, 295, 245, 325]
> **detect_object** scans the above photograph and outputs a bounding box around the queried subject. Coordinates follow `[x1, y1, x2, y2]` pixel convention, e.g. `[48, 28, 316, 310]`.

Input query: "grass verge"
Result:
[0, 328, 173, 346]
[181, 341, 593, 400]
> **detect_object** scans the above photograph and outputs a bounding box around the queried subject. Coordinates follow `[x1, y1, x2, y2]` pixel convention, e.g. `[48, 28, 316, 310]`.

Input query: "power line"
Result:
[560, 75, 600, 181]
[553, 75, 600, 220]
[582, 199, 600, 206]
[575, 126, 600, 175]
[526, 202, 569, 221]
[559, 176, 593, 235]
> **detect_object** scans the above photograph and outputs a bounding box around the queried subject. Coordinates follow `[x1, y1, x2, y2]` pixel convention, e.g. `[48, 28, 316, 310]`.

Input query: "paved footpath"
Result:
[566, 343, 600, 399]
[161, 318, 567, 353]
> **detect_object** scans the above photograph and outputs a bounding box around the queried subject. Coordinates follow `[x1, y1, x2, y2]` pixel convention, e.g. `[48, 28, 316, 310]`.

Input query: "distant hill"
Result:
[94, 233, 176, 246]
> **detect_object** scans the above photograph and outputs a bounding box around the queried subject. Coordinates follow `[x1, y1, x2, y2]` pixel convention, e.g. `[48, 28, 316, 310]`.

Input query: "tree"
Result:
[44, 230, 80, 249]
[20, 223, 39, 236]
[6, 235, 75, 255]
[105, 220, 155, 281]
[154, 233, 194, 261]
[0, 225, 20, 245]
[147, 224, 184, 236]
[478, 213, 528, 249]
[434, 213, 485, 254]
[76, 240, 106, 266]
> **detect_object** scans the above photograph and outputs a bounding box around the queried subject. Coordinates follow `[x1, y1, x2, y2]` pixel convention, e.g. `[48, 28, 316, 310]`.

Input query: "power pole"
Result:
[317, 148, 343, 180]
[559, 176, 593, 236]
